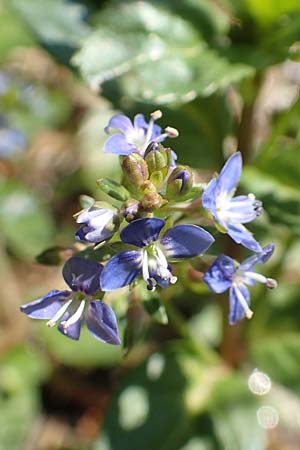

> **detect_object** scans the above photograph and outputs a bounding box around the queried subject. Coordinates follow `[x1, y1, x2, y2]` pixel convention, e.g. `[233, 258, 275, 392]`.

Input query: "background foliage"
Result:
[1, 0, 300, 449]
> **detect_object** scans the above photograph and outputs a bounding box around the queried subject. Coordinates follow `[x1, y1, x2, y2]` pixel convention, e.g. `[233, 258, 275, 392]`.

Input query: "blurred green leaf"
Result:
[0, 345, 47, 450]
[96, 344, 224, 450]
[1, 345, 50, 393]
[39, 324, 122, 368]
[11, 0, 90, 48]
[0, 178, 55, 258]
[245, 0, 300, 26]
[0, 1, 36, 58]
[241, 166, 300, 233]
[73, 1, 254, 105]
[0, 388, 38, 450]
[210, 374, 266, 450]
[250, 332, 300, 389]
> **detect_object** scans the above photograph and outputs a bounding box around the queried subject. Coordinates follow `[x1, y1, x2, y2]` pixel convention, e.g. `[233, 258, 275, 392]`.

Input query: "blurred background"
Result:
[1, 0, 300, 449]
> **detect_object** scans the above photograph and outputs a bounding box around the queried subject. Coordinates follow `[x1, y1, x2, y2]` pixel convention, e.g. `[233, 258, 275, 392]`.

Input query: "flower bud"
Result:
[166, 165, 193, 199]
[122, 152, 149, 187]
[97, 178, 130, 201]
[75, 206, 121, 243]
[141, 191, 163, 210]
[121, 199, 141, 222]
[144, 143, 169, 174]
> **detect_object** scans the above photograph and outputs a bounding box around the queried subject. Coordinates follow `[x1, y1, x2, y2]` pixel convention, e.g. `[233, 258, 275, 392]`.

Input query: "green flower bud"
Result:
[122, 152, 149, 187]
[144, 143, 170, 174]
[166, 165, 193, 199]
[97, 178, 130, 201]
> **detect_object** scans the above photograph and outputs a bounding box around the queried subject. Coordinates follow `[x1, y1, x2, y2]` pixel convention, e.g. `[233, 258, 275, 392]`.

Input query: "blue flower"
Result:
[104, 110, 178, 157]
[101, 218, 214, 291]
[75, 206, 120, 243]
[203, 244, 277, 325]
[20, 257, 120, 344]
[202, 152, 262, 252]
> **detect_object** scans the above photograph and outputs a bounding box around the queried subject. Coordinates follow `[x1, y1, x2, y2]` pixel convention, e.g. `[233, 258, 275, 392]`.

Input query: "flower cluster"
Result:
[20, 110, 277, 343]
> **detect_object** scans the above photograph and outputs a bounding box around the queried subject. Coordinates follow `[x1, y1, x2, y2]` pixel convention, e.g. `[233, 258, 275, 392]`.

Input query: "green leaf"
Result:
[0, 178, 55, 259]
[73, 1, 254, 105]
[36, 246, 75, 265]
[11, 0, 90, 48]
[96, 344, 224, 450]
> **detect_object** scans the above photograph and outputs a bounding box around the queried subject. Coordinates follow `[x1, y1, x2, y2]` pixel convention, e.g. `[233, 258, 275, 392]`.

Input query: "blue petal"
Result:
[104, 134, 135, 155]
[229, 284, 250, 325]
[121, 218, 165, 247]
[239, 243, 275, 271]
[202, 178, 217, 215]
[104, 115, 133, 134]
[63, 257, 103, 294]
[20, 290, 70, 319]
[75, 225, 90, 242]
[86, 301, 121, 345]
[170, 150, 177, 169]
[160, 224, 214, 258]
[133, 113, 148, 130]
[151, 123, 163, 140]
[203, 255, 235, 293]
[217, 152, 242, 197]
[101, 250, 143, 291]
[58, 311, 82, 340]
[227, 223, 262, 252]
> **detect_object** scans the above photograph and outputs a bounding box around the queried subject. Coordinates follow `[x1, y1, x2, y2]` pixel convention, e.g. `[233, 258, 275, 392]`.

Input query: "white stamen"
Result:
[170, 276, 177, 284]
[151, 110, 162, 120]
[266, 278, 277, 289]
[142, 250, 150, 283]
[60, 300, 86, 332]
[46, 299, 73, 327]
[244, 271, 267, 284]
[155, 247, 169, 269]
[233, 284, 253, 319]
[165, 126, 179, 138]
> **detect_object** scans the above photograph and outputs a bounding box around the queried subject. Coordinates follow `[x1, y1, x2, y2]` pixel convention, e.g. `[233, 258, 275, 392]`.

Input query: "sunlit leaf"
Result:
[73, 1, 254, 105]
[11, 0, 90, 47]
